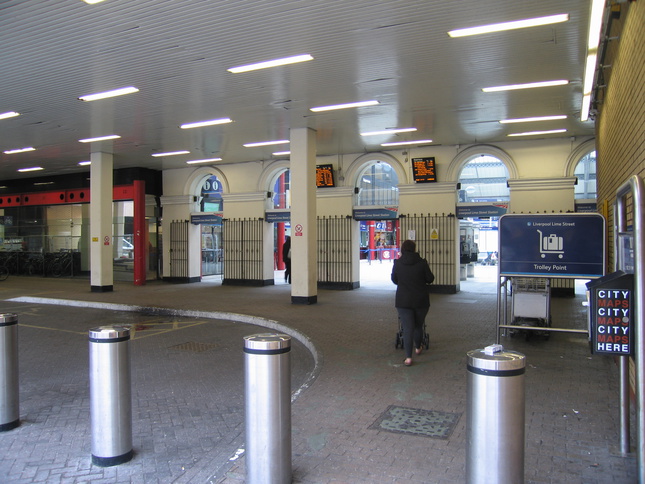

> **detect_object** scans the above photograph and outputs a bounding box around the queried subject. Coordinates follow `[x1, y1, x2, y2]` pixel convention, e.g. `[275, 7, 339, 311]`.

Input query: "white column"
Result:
[90, 151, 114, 292]
[289, 128, 317, 304]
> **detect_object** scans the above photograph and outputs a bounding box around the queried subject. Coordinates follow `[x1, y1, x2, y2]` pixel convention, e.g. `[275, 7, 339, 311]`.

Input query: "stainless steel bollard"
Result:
[466, 344, 526, 484]
[89, 325, 133, 467]
[0, 313, 19, 431]
[244, 333, 291, 484]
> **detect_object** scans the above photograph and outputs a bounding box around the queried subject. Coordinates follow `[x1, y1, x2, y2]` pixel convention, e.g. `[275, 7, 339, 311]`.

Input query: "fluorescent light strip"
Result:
[83, 0, 106, 4]
[78, 86, 139, 101]
[273, 151, 291, 156]
[186, 158, 222, 165]
[18, 166, 43, 172]
[244, 140, 290, 148]
[500, 115, 567, 124]
[180, 118, 232, 129]
[581, 0, 605, 121]
[361, 127, 417, 136]
[4, 147, 35, 154]
[152, 150, 190, 157]
[79, 135, 121, 143]
[0, 111, 20, 120]
[508, 129, 567, 137]
[78, 161, 91, 166]
[310, 100, 379, 112]
[448, 14, 569, 38]
[483, 80, 569, 92]
[228, 54, 314, 73]
[381, 139, 433, 147]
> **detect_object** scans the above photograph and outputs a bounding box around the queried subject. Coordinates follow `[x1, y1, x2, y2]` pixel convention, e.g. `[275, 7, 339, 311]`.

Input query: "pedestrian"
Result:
[282, 236, 291, 284]
[391, 239, 435, 366]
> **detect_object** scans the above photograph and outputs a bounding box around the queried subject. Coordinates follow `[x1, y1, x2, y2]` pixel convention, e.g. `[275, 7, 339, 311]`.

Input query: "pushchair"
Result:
[395, 318, 430, 350]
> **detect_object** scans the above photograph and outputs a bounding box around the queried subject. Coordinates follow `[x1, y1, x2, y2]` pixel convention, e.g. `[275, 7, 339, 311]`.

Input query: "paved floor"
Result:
[0, 264, 638, 483]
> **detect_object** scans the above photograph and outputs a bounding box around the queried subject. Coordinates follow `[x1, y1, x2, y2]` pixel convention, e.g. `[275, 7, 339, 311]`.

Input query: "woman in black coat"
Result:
[391, 239, 435, 366]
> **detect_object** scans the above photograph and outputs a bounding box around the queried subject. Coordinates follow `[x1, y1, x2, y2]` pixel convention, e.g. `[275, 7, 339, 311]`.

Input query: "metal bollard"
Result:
[466, 344, 526, 484]
[0, 313, 19, 431]
[89, 325, 133, 467]
[244, 333, 291, 484]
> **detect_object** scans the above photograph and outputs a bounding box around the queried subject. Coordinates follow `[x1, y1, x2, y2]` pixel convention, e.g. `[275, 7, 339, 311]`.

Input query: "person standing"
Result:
[391, 239, 435, 366]
[282, 236, 292, 284]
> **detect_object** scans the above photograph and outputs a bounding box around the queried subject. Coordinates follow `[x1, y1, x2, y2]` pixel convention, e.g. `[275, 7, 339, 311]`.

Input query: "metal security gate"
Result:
[222, 218, 264, 285]
[317, 215, 355, 289]
[399, 213, 458, 293]
[169, 220, 189, 279]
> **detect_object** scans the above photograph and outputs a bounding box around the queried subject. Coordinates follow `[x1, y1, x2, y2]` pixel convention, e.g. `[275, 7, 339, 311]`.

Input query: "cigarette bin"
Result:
[89, 325, 133, 467]
[466, 344, 526, 484]
[244, 333, 291, 484]
[0, 313, 19, 431]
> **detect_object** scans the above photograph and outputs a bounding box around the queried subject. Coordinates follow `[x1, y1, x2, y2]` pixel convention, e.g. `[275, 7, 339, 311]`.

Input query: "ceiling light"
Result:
[0, 111, 20, 120]
[482, 80, 569, 92]
[448, 14, 569, 38]
[82, 0, 106, 4]
[508, 129, 567, 137]
[78, 86, 139, 101]
[381, 139, 433, 147]
[310, 100, 379, 112]
[244, 140, 290, 148]
[500, 115, 567, 124]
[360, 128, 417, 136]
[273, 151, 291, 156]
[79, 135, 121, 143]
[152, 150, 190, 157]
[18, 166, 43, 172]
[33, 181, 55, 186]
[186, 158, 222, 164]
[180, 118, 232, 129]
[581, 0, 605, 121]
[228, 54, 314, 73]
[4, 147, 35, 154]
[78, 161, 91, 166]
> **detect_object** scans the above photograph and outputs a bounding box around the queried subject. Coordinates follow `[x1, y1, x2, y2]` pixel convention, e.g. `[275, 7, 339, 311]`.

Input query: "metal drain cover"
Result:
[169, 341, 219, 353]
[370, 405, 460, 439]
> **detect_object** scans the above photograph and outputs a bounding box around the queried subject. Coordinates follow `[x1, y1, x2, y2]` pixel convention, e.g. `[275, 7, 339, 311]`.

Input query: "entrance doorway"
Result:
[359, 219, 399, 287]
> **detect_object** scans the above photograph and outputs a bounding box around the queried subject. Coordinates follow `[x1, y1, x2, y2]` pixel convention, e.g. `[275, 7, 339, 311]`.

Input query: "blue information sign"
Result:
[499, 214, 605, 278]
[353, 207, 398, 220]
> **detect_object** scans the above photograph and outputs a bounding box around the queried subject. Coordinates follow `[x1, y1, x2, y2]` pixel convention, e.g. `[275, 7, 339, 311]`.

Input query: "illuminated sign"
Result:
[316, 164, 335, 187]
[412, 157, 437, 183]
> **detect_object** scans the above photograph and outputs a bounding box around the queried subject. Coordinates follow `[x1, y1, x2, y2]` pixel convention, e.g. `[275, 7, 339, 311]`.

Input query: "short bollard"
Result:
[466, 344, 526, 484]
[244, 333, 291, 484]
[89, 325, 133, 467]
[0, 313, 19, 431]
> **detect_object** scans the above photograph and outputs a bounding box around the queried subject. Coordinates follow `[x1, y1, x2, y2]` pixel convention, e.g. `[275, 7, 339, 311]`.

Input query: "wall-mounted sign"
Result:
[499, 213, 605, 278]
[588, 271, 633, 356]
[353, 207, 398, 220]
[265, 211, 291, 223]
[457, 203, 508, 218]
[316, 164, 335, 188]
[412, 157, 436, 183]
[190, 213, 223, 225]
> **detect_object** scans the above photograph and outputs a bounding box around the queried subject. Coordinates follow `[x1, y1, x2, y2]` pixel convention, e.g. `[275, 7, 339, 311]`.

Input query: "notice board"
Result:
[498, 213, 605, 278]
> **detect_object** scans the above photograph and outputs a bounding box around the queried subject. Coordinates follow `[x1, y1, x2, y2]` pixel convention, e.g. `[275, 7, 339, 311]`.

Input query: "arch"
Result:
[183, 166, 230, 196]
[446, 144, 518, 181]
[345, 152, 407, 187]
[258, 159, 290, 192]
[564, 138, 596, 177]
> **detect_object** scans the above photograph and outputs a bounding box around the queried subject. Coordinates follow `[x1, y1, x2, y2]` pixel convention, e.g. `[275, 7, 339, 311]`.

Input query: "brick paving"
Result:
[0, 266, 638, 483]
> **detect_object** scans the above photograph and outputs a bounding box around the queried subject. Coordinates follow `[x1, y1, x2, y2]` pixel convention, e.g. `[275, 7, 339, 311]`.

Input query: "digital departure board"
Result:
[316, 164, 335, 187]
[412, 157, 437, 183]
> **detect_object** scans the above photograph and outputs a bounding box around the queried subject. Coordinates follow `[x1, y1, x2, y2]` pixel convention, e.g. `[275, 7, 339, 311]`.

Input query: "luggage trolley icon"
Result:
[537, 229, 564, 258]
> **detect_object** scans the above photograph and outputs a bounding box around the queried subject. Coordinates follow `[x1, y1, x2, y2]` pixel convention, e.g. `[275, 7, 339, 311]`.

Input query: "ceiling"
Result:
[0, 0, 596, 184]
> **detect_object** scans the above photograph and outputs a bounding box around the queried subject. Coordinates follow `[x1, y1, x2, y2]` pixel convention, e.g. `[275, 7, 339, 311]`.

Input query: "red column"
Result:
[368, 221, 376, 261]
[277, 222, 285, 269]
[133, 180, 146, 286]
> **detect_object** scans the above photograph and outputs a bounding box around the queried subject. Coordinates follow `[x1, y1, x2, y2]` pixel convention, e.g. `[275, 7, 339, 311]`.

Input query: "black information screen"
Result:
[412, 157, 436, 183]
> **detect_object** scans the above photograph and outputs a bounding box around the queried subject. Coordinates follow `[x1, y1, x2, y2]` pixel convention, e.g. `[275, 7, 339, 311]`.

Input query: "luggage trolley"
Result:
[395, 318, 430, 350]
[509, 277, 551, 339]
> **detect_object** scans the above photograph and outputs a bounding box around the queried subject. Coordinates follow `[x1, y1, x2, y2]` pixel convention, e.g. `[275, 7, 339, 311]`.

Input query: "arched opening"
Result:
[573, 150, 597, 201]
[199, 174, 224, 276]
[269, 169, 291, 283]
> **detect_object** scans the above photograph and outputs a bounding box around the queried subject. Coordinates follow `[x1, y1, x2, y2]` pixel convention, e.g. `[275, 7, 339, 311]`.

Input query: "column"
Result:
[90, 151, 114, 292]
[289, 128, 317, 304]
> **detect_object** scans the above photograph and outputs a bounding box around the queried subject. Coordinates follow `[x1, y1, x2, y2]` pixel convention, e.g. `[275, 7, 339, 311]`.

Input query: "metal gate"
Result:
[317, 215, 354, 289]
[399, 213, 457, 292]
[169, 220, 189, 278]
[222, 218, 264, 285]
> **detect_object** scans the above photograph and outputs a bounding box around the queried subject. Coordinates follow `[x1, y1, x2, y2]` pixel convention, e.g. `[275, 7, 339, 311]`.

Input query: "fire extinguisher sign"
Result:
[498, 214, 605, 278]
